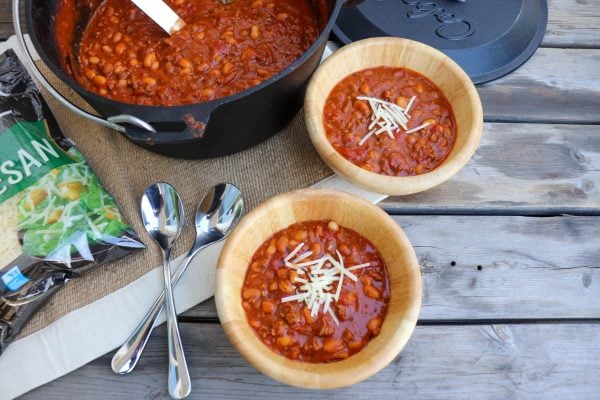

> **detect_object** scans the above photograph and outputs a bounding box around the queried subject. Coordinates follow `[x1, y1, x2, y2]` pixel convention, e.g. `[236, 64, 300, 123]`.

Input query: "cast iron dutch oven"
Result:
[19, 0, 350, 159]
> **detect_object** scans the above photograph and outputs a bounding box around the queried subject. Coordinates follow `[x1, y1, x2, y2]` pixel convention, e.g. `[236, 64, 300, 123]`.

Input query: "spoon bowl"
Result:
[141, 183, 185, 250]
[192, 183, 245, 251]
[112, 183, 243, 377]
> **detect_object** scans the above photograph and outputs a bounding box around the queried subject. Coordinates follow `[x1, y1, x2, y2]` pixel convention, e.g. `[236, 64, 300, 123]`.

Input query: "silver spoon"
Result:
[112, 183, 244, 376]
[139, 182, 189, 399]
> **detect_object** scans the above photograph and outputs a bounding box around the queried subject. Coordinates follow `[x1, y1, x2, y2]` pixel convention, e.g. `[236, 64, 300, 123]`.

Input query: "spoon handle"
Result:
[111, 250, 197, 375]
[163, 251, 191, 399]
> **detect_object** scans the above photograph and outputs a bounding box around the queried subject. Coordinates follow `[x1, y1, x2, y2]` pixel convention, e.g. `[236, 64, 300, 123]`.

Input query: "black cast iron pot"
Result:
[20, 0, 348, 159]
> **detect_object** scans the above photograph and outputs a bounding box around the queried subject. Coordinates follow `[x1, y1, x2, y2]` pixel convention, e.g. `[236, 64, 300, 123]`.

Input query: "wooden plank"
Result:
[477, 48, 600, 124]
[382, 123, 600, 215]
[381, 123, 600, 215]
[183, 215, 600, 320]
[544, 0, 600, 48]
[3, 0, 600, 46]
[21, 322, 600, 399]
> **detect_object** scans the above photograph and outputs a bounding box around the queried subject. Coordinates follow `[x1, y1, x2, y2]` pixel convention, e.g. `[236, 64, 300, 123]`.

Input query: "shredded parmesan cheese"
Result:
[405, 95, 416, 114]
[0, 196, 22, 266]
[356, 95, 433, 145]
[405, 121, 433, 134]
[284, 242, 304, 263]
[281, 236, 370, 326]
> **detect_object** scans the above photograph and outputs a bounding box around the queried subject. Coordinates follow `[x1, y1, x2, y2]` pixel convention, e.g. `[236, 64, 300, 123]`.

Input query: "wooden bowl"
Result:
[305, 37, 483, 196]
[215, 189, 422, 389]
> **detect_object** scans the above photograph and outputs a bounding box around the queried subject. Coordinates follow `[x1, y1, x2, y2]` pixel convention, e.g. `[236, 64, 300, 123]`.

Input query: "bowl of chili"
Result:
[215, 189, 421, 388]
[305, 37, 484, 196]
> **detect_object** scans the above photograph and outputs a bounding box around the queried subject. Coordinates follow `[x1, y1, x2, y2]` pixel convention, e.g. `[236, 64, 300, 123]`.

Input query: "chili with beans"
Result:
[55, 0, 319, 105]
[242, 220, 390, 363]
[323, 67, 457, 176]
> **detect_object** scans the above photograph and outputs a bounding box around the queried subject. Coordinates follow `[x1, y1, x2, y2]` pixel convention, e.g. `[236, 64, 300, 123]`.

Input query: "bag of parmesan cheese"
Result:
[0, 49, 144, 354]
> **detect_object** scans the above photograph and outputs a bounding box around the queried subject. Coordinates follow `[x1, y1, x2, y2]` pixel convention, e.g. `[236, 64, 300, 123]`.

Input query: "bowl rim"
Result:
[304, 37, 484, 196]
[215, 189, 422, 389]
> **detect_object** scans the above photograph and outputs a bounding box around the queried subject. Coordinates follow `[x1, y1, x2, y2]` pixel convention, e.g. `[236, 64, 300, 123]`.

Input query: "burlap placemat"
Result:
[17, 65, 332, 339]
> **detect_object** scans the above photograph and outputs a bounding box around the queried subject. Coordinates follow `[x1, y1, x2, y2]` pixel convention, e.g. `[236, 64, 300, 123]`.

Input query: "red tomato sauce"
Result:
[323, 67, 457, 176]
[54, 0, 319, 105]
[242, 220, 390, 363]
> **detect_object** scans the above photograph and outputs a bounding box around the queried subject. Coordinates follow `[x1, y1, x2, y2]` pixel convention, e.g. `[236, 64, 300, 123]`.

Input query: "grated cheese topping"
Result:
[356, 95, 434, 146]
[0, 196, 22, 266]
[281, 241, 370, 326]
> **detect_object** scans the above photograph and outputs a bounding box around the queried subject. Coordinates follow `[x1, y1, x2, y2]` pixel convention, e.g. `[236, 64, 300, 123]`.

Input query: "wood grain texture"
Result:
[478, 48, 600, 124]
[380, 123, 600, 214]
[544, 0, 600, 48]
[305, 37, 483, 196]
[186, 215, 600, 320]
[21, 322, 600, 400]
[215, 189, 421, 388]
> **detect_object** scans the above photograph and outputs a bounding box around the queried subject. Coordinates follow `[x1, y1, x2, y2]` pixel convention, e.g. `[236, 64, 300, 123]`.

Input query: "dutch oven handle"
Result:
[116, 107, 214, 146]
[12, 0, 157, 136]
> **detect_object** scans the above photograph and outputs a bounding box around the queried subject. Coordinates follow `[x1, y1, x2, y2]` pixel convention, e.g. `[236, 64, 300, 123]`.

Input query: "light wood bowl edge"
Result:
[304, 37, 484, 196]
[215, 189, 422, 389]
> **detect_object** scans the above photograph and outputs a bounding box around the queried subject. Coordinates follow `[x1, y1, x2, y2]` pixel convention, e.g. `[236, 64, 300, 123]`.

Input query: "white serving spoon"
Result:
[131, 0, 186, 35]
[131, 0, 236, 35]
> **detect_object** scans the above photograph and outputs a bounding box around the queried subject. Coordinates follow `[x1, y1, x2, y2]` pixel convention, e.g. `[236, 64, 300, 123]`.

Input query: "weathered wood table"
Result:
[6, 0, 599, 398]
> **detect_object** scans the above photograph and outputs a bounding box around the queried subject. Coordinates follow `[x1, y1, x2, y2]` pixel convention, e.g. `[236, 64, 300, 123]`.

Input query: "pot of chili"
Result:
[15, 0, 350, 158]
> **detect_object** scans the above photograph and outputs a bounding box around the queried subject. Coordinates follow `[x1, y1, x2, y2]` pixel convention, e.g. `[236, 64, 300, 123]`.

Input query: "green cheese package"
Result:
[0, 49, 144, 354]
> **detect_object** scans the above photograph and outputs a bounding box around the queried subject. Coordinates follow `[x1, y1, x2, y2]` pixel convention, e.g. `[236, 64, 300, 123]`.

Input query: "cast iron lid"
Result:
[333, 0, 548, 84]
